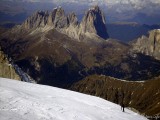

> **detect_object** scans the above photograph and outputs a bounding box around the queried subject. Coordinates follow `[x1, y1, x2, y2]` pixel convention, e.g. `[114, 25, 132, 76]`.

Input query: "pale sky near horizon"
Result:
[28, 0, 160, 10]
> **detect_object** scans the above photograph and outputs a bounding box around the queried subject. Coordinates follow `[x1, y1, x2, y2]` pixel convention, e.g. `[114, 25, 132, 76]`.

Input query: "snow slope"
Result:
[0, 78, 147, 120]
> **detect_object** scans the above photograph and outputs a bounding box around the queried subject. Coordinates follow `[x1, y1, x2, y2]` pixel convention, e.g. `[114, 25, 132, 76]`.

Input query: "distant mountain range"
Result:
[132, 29, 160, 60]
[107, 23, 160, 42]
[1, 6, 160, 85]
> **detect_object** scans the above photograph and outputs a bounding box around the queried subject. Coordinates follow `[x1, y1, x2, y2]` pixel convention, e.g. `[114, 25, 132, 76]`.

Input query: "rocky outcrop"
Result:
[67, 12, 79, 26]
[132, 29, 160, 60]
[22, 6, 109, 40]
[0, 47, 20, 80]
[51, 7, 68, 29]
[80, 5, 109, 39]
[0, 46, 34, 82]
[64, 12, 80, 40]
[23, 7, 68, 29]
[23, 11, 49, 29]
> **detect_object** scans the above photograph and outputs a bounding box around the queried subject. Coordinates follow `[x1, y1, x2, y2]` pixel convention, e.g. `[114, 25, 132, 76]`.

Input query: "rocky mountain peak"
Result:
[23, 10, 49, 29]
[23, 6, 68, 29]
[55, 6, 65, 17]
[149, 29, 160, 42]
[89, 5, 101, 12]
[22, 6, 109, 40]
[80, 5, 109, 39]
[67, 12, 79, 26]
[132, 29, 160, 60]
[52, 7, 68, 28]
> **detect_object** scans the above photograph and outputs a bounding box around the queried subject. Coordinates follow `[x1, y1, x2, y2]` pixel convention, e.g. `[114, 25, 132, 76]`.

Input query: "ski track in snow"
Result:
[0, 78, 148, 120]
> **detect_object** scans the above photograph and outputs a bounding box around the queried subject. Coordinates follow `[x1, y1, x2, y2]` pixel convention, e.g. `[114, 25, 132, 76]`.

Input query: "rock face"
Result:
[23, 7, 68, 29]
[64, 12, 80, 40]
[0, 47, 20, 80]
[132, 29, 160, 60]
[67, 12, 79, 26]
[80, 6, 109, 39]
[22, 6, 109, 40]
[23, 11, 49, 29]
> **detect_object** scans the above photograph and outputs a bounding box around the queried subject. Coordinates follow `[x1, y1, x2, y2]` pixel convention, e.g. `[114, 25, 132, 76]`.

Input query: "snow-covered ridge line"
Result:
[0, 78, 147, 120]
[100, 75, 145, 83]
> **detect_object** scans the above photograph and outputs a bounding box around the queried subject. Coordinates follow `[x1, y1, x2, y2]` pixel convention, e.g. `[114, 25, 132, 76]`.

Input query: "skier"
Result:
[119, 90, 125, 112]
[121, 102, 125, 112]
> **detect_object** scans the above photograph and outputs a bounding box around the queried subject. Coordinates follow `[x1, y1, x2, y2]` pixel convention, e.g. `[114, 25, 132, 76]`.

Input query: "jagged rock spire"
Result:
[23, 7, 67, 29]
[67, 12, 79, 26]
[23, 11, 49, 29]
[80, 5, 109, 39]
[22, 5, 109, 40]
[132, 29, 160, 60]
[52, 7, 68, 28]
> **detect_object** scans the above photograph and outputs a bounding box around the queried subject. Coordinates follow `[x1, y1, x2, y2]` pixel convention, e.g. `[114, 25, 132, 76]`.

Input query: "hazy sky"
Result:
[27, 0, 160, 11]
[14, 0, 160, 4]
[4, 0, 160, 13]
[6, 0, 160, 8]
[28, 0, 160, 4]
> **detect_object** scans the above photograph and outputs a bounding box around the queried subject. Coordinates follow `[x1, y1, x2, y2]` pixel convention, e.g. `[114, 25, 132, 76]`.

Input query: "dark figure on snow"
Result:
[121, 102, 125, 112]
[119, 91, 125, 112]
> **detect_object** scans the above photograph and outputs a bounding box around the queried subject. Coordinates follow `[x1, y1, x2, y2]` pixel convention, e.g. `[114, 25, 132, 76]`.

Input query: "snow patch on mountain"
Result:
[0, 78, 147, 120]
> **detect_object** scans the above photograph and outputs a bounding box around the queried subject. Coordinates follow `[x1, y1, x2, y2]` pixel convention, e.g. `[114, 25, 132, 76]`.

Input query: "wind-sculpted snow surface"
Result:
[0, 78, 147, 120]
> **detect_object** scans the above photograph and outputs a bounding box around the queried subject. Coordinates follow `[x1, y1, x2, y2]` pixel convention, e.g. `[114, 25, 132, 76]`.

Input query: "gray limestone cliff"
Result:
[22, 6, 109, 40]
[80, 5, 109, 39]
[132, 29, 160, 60]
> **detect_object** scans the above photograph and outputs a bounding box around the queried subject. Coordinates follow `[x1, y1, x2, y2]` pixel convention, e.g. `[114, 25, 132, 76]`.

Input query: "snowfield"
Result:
[0, 78, 147, 120]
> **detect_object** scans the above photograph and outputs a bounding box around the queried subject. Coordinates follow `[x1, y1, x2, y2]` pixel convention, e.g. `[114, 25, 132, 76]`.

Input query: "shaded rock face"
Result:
[80, 6, 109, 39]
[22, 6, 109, 40]
[52, 7, 68, 29]
[67, 12, 79, 26]
[132, 29, 160, 60]
[23, 11, 49, 29]
[23, 7, 68, 29]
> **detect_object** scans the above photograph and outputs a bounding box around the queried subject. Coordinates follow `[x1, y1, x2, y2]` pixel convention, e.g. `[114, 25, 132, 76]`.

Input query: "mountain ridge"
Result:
[70, 74, 160, 117]
[22, 5, 109, 41]
[131, 29, 160, 60]
[1, 6, 160, 86]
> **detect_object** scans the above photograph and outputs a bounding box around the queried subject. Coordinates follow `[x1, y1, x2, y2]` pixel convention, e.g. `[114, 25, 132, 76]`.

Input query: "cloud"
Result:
[3, 0, 160, 14]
